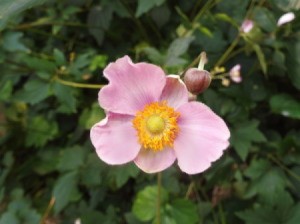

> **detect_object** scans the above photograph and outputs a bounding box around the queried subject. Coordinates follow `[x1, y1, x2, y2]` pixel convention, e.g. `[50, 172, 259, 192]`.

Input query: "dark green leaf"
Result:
[287, 41, 300, 90]
[14, 79, 50, 104]
[231, 120, 266, 160]
[0, 0, 48, 29]
[253, 7, 276, 32]
[135, 0, 165, 17]
[110, 163, 140, 188]
[25, 116, 58, 147]
[2, 32, 29, 52]
[57, 146, 86, 172]
[53, 83, 77, 113]
[52, 171, 78, 214]
[53, 48, 66, 66]
[270, 94, 300, 119]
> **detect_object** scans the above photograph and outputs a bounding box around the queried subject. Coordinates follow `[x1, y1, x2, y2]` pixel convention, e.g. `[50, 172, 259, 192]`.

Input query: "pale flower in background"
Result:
[229, 64, 242, 83]
[241, 19, 254, 33]
[90, 56, 230, 174]
[277, 12, 295, 26]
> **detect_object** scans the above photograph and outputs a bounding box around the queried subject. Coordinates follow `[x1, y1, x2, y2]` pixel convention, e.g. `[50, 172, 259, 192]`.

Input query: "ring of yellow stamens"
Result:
[132, 101, 180, 151]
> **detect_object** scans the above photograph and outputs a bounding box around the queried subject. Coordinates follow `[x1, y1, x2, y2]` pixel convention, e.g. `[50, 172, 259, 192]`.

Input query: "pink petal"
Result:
[174, 102, 230, 174]
[90, 113, 140, 165]
[277, 12, 295, 26]
[99, 56, 166, 115]
[241, 19, 254, 33]
[160, 75, 189, 109]
[231, 76, 242, 83]
[134, 147, 176, 173]
[229, 64, 242, 83]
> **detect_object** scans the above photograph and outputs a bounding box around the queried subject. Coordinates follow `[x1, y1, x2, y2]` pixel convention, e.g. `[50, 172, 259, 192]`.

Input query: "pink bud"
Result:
[241, 20, 254, 33]
[183, 68, 211, 95]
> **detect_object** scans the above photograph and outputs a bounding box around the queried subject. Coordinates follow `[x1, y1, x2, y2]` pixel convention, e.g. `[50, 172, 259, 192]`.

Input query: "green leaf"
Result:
[14, 79, 50, 105]
[0, 0, 48, 29]
[80, 154, 104, 187]
[231, 120, 266, 160]
[52, 171, 78, 214]
[25, 116, 58, 147]
[23, 56, 56, 73]
[89, 54, 108, 71]
[135, 0, 165, 17]
[57, 146, 86, 172]
[132, 186, 168, 222]
[53, 48, 66, 66]
[165, 36, 194, 66]
[287, 41, 300, 90]
[0, 80, 12, 101]
[288, 204, 300, 224]
[79, 103, 105, 129]
[33, 149, 60, 175]
[87, 6, 113, 46]
[167, 36, 194, 58]
[253, 7, 276, 32]
[2, 32, 30, 52]
[246, 167, 287, 203]
[110, 163, 140, 188]
[165, 199, 199, 224]
[244, 159, 271, 180]
[270, 94, 300, 119]
[215, 13, 238, 28]
[53, 83, 77, 113]
[237, 190, 296, 224]
[253, 44, 267, 74]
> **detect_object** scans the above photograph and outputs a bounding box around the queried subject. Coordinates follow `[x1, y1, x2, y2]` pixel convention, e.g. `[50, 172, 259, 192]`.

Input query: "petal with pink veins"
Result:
[134, 147, 176, 173]
[90, 113, 140, 165]
[160, 75, 189, 109]
[174, 102, 230, 174]
[99, 56, 166, 115]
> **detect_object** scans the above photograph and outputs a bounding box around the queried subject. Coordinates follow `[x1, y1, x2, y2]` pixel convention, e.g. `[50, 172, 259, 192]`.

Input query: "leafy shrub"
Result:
[0, 0, 300, 223]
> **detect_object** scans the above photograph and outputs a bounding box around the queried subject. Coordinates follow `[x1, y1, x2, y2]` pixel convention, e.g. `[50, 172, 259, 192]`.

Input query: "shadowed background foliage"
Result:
[0, 0, 300, 223]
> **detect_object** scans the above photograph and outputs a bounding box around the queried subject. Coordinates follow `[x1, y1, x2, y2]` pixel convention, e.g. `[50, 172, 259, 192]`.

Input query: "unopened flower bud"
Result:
[184, 68, 211, 95]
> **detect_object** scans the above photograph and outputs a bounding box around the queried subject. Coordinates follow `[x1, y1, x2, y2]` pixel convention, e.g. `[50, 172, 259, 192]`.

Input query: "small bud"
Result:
[184, 68, 211, 95]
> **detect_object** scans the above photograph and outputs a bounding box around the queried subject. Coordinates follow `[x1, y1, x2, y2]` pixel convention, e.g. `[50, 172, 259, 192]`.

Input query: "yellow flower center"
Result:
[132, 101, 180, 151]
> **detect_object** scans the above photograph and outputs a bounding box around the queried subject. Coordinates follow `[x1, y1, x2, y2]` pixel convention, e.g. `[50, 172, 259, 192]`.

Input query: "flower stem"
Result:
[156, 172, 162, 224]
[40, 197, 55, 224]
[54, 76, 105, 89]
[215, 35, 240, 67]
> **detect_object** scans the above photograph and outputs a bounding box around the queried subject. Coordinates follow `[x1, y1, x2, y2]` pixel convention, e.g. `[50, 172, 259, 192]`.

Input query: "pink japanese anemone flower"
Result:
[90, 56, 230, 174]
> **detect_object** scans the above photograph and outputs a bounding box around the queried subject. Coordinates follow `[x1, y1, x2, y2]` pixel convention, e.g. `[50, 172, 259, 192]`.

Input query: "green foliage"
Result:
[0, 0, 300, 223]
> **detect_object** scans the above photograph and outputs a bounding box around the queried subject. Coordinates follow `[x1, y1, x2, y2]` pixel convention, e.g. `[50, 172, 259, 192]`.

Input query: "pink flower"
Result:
[277, 12, 295, 26]
[241, 20, 254, 33]
[90, 56, 230, 174]
[229, 64, 242, 83]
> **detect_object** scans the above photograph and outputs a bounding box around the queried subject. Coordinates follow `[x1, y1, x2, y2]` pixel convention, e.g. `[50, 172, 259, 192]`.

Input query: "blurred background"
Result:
[0, 0, 300, 223]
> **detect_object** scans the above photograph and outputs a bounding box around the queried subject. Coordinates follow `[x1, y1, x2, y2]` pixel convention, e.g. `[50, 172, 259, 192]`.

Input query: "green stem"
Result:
[185, 181, 195, 199]
[180, 53, 202, 76]
[55, 76, 105, 89]
[215, 35, 241, 67]
[218, 203, 227, 224]
[40, 197, 55, 224]
[156, 172, 162, 224]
